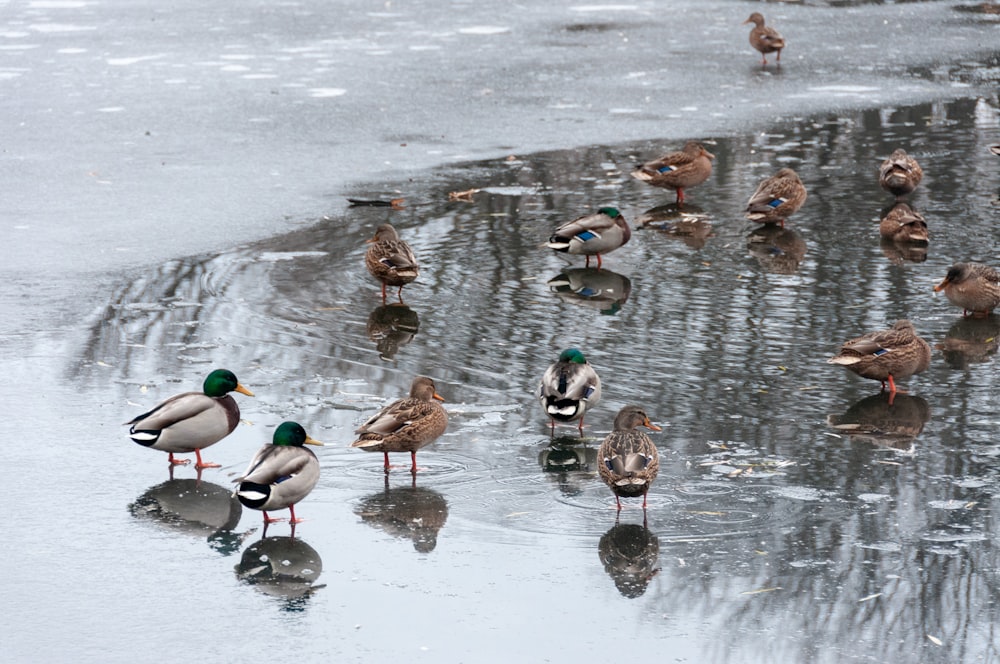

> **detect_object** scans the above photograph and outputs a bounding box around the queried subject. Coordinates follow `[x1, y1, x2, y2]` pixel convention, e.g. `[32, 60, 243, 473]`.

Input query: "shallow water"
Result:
[33, 93, 999, 662]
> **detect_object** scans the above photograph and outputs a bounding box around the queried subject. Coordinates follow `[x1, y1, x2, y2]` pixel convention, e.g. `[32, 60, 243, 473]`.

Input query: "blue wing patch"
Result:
[873, 348, 890, 356]
[576, 230, 598, 242]
[657, 165, 677, 173]
[767, 197, 787, 209]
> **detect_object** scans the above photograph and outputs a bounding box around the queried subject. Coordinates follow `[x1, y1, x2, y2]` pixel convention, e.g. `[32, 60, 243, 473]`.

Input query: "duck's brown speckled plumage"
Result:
[879, 149, 923, 198]
[631, 141, 715, 204]
[351, 376, 448, 473]
[934, 262, 1000, 317]
[879, 202, 929, 244]
[745, 168, 807, 226]
[744, 13, 785, 65]
[597, 406, 661, 510]
[365, 223, 419, 301]
[827, 320, 931, 393]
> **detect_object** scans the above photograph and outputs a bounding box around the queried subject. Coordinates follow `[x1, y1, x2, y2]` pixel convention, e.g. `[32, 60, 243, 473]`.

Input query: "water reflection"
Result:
[367, 303, 420, 360]
[634, 204, 713, 250]
[355, 477, 449, 553]
[234, 536, 324, 609]
[546, 268, 631, 315]
[827, 392, 931, 451]
[746, 225, 807, 274]
[538, 436, 598, 497]
[128, 478, 245, 554]
[597, 521, 660, 599]
[937, 315, 1000, 368]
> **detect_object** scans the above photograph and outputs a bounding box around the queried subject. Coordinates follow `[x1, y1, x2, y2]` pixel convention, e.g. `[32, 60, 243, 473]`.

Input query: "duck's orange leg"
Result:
[194, 449, 220, 470]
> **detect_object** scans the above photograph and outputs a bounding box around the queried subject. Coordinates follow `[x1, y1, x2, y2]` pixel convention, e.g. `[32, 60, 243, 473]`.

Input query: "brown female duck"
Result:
[744, 168, 807, 227]
[365, 223, 419, 301]
[879, 149, 923, 198]
[631, 141, 715, 205]
[598, 406, 661, 510]
[934, 262, 1000, 317]
[879, 202, 928, 244]
[351, 376, 448, 473]
[827, 320, 931, 395]
[744, 13, 785, 65]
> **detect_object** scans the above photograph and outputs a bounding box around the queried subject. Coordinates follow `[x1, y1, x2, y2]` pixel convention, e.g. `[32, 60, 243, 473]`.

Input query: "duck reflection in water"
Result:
[128, 478, 246, 555]
[937, 314, 1000, 369]
[746, 225, 807, 274]
[355, 476, 449, 553]
[598, 521, 660, 599]
[827, 392, 930, 452]
[547, 267, 631, 315]
[367, 303, 420, 361]
[235, 536, 324, 609]
[537, 435, 598, 497]
[634, 203, 713, 250]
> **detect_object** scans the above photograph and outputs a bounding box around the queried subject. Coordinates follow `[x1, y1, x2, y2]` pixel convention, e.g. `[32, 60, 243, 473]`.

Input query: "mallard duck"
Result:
[631, 141, 715, 204]
[744, 168, 807, 227]
[365, 223, 419, 301]
[879, 202, 929, 244]
[126, 368, 254, 469]
[538, 348, 602, 433]
[598, 406, 662, 510]
[879, 149, 923, 198]
[991, 145, 1000, 156]
[235, 421, 323, 527]
[934, 262, 1000, 317]
[546, 207, 631, 268]
[744, 13, 785, 65]
[827, 320, 931, 395]
[351, 376, 448, 473]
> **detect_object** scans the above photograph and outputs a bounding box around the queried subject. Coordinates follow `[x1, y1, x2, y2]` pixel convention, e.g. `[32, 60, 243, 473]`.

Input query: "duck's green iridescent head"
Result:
[273, 421, 324, 447]
[558, 348, 587, 364]
[202, 369, 254, 398]
[598, 207, 621, 218]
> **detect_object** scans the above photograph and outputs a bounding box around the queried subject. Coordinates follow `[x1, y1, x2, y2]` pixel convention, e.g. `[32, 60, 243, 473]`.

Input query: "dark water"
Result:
[60, 94, 1000, 662]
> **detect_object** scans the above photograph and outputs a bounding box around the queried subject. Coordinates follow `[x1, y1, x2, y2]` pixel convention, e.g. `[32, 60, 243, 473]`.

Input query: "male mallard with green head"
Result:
[365, 223, 420, 302]
[126, 368, 254, 469]
[879, 148, 923, 198]
[351, 376, 448, 473]
[546, 207, 631, 269]
[538, 348, 602, 433]
[235, 421, 323, 528]
[598, 406, 662, 510]
[827, 320, 931, 395]
[744, 13, 785, 65]
[744, 168, 807, 227]
[934, 262, 1000, 317]
[631, 141, 715, 205]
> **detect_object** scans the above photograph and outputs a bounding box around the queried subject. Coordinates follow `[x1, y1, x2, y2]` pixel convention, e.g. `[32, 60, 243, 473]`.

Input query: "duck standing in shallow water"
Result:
[879, 202, 929, 244]
[744, 168, 807, 227]
[126, 368, 254, 469]
[827, 320, 931, 397]
[365, 223, 420, 302]
[631, 141, 715, 205]
[934, 262, 1000, 317]
[598, 406, 661, 510]
[744, 13, 785, 66]
[879, 149, 923, 198]
[538, 348, 602, 434]
[351, 376, 448, 473]
[235, 421, 323, 530]
[546, 207, 630, 269]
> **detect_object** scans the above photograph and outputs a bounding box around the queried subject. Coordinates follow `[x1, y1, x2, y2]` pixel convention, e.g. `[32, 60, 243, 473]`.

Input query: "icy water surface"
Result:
[54, 95, 1000, 663]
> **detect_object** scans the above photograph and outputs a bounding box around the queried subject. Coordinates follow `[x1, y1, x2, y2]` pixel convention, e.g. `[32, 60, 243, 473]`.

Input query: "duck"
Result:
[538, 348, 602, 433]
[351, 376, 448, 473]
[879, 202, 929, 244]
[991, 145, 1000, 156]
[744, 168, 807, 227]
[744, 13, 785, 65]
[827, 320, 931, 396]
[934, 262, 1000, 317]
[631, 141, 715, 205]
[235, 421, 323, 528]
[546, 207, 631, 269]
[879, 149, 923, 198]
[598, 406, 662, 510]
[365, 223, 420, 302]
[126, 368, 254, 469]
